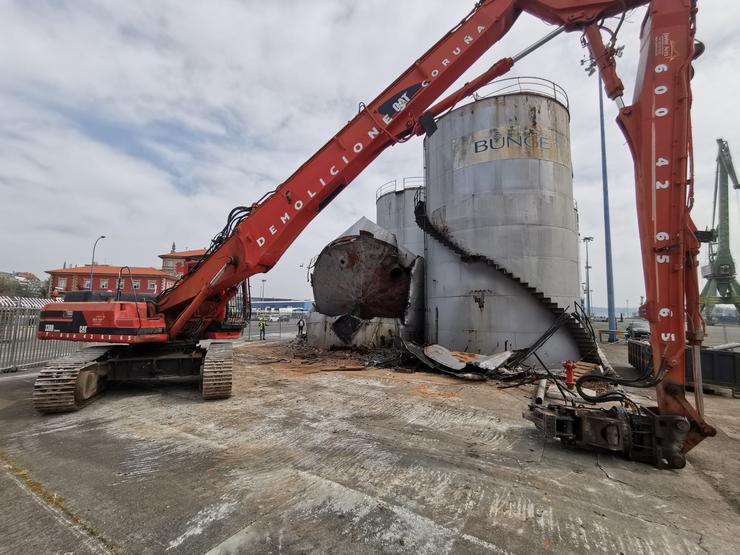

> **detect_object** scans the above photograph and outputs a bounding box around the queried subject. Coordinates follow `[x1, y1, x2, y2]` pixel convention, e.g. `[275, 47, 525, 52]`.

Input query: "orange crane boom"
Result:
[38, 0, 715, 462]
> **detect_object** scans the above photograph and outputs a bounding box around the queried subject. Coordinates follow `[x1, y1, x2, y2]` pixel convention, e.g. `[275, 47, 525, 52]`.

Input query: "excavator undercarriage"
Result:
[33, 342, 232, 413]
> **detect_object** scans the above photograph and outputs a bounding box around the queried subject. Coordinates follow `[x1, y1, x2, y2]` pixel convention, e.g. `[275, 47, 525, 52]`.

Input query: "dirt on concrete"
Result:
[1, 338, 739, 554]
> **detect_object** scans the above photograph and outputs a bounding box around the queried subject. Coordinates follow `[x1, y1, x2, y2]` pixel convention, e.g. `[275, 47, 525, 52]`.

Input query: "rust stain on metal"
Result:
[471, 290, 487, 310]
[423, 344, 466, 370]
[451, 351, 484, 364]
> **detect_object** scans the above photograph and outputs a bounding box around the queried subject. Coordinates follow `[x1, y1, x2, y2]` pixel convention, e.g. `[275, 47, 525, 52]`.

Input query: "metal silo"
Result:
[421, 78, 594, 365]
[376, 178, 425, 257]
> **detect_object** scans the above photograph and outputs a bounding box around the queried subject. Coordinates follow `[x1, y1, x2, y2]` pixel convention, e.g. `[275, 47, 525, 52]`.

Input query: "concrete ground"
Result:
[1, 339, 739, 554]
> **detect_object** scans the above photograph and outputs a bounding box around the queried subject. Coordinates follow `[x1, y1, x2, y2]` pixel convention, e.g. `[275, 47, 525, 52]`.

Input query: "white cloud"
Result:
[0, 0, 738, 311]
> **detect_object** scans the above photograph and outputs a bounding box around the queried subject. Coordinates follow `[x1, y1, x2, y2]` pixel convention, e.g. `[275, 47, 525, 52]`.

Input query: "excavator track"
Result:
[33, 346, 114, 414]
[201, 342, 233, 400]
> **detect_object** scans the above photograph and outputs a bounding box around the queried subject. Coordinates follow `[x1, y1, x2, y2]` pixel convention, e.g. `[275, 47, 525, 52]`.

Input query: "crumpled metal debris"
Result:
[423, 344, 466, 371]
[402, 339, 485, 381]
[474, 351, 513, 371]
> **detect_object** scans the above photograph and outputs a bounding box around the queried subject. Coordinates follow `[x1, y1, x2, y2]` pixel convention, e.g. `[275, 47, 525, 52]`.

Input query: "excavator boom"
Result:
[37, 0, 716, 459]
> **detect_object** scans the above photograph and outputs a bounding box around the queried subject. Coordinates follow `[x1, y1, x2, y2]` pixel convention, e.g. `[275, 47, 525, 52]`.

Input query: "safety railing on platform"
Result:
[474, 76, 570, 111]
[0, 299, 79, 373]
[375, 177, 424, 200]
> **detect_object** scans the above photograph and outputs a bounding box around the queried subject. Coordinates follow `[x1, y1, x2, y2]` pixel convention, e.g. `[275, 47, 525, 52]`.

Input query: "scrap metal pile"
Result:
[388, 308, 690, 470]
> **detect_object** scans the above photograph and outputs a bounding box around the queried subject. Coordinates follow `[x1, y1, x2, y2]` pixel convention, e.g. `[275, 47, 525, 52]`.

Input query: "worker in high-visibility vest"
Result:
[258, 319, 267, 340]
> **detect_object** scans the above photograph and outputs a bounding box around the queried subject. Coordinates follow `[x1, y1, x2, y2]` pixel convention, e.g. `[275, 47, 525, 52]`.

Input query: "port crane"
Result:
[37, 0, 714, 468]
[700, 139, 740, 322]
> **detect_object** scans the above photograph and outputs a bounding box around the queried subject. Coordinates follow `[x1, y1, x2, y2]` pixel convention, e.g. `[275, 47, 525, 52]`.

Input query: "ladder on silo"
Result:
[414, 200, 600, 364]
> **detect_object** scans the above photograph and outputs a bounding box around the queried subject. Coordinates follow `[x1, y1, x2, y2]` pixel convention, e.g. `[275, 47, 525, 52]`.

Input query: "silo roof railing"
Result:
[375, 177, 424, 200]
[472, 76, 569, 111]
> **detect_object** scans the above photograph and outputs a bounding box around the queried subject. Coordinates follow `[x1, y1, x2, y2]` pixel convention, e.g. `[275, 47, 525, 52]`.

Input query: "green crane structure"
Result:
[700, 138, 740, 322]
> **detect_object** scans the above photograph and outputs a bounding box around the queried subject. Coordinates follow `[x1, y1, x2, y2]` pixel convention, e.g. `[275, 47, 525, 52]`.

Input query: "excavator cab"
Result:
[205, 280, 251, 339]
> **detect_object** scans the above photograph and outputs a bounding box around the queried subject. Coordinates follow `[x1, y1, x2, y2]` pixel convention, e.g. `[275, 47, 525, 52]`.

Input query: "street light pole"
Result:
[598, 76, 618, 341]
[261, 279, 266, 302]
[583, 236, 594, 317]
[581, 282, 587, 308]
[89, 235, 106, 291]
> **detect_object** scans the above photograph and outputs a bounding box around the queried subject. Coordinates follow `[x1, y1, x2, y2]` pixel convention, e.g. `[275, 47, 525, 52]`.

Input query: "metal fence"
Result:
[0, 301, 79, 373]
[0, 299, 308, 372]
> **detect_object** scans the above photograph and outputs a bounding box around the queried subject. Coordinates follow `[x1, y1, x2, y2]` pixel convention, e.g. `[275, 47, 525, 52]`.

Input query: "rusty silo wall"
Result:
[376, 178, 425, 257]
[423, 88, 582, 364]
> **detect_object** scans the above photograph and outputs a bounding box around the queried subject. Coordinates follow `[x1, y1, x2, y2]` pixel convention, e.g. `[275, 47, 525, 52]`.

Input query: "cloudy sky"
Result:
[1, 0, 738, 308]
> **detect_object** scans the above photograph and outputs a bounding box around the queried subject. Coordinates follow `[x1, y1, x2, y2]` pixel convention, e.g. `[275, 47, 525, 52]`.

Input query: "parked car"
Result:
[625, 320, 650, 340]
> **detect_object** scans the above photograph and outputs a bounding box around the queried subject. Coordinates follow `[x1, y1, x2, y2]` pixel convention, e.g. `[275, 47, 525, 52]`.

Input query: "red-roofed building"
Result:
[159, 246, 207, 278]
[46, 265, 175, 295]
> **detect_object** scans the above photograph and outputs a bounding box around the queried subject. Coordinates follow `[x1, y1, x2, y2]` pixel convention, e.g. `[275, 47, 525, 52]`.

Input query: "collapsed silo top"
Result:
[311, 217, 418, 319]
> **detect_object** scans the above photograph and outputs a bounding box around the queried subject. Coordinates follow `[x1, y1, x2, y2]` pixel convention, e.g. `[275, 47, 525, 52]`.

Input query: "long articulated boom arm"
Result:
[156, 0, 645, 328]
[156, 0, 524, 327]
[715, 140, 739, 263]
[718, 138, 739, 189]
[153, 0, 713, 451]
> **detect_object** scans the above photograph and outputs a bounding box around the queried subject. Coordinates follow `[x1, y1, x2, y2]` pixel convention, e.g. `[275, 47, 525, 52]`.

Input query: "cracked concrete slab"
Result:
[1, 340, 738, 554]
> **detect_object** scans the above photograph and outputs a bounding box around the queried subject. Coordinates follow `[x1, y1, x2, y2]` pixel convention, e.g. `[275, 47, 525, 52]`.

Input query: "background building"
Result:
[251, 299, 313, 312]
[159, 246, 207, 278]
[46, 265, 174, 295]
[0, 271, 44, 297]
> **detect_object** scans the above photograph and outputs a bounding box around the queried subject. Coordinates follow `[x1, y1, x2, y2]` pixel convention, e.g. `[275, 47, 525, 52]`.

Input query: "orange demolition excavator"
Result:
[37, 0, 715, 467]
